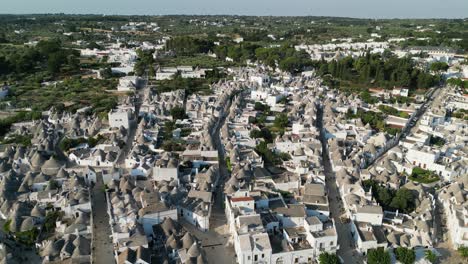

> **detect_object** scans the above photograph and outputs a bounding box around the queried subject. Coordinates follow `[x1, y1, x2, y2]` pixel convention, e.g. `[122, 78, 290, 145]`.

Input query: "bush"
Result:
[225, 157, 232, 172]
[170, 106, 188, 120]
[1, 134, 32, 146]
[3, 219, 11, 233]
[16, 228, 39, 246]
[274, 113, 289, 129]
[395, 247, 416, 264]
[429, 136, 445, 147]
[250, 128, 274, 143]
[409, 167, 439, 184]
[0, 111, 42, 137]
[43, 211, 63, 232]
[459, 246, 468, 258]
[425, 250, 437, 263]
[255, 141, 280, 165]
[162, 140, 185, 152]
[367, 248, 391, 264]
[59, 135, 104, 152]
[319, 252, 340, 264]
[254, 102, 270, 112]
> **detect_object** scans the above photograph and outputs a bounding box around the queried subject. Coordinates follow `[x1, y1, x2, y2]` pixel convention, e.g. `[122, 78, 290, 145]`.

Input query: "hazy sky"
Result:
[1, 0, 467, 19]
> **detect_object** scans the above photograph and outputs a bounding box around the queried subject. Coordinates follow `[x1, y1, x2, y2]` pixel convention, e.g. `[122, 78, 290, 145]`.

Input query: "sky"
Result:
[1, 0, 467, 19]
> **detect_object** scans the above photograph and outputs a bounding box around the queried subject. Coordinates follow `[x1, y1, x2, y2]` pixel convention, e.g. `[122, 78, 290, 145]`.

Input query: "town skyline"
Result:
[1, 0, 468, 19]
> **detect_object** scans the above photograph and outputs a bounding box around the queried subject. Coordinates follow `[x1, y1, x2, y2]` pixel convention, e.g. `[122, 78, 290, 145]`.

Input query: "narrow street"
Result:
[180, 219, 235, 264]
[317, 106, 364, 264]
[187, 91, 236, 263]
[90, 80, 150, 264]
[91, 172, 115, 264]
[365, 86, 441, 168]
[116, 79, 147, 165]
[210, 95, 233, 228]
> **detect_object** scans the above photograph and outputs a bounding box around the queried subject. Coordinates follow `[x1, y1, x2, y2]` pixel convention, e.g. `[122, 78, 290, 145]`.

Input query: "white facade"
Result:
[117, 76, 142, 92]
[155, 72, 176, 80]
[249, 75, 270, 87]
[139, 208, 178, 236]
[152, 167, 178, 182]
[251, 90, 268, 101]
[235, 232, 272, 264]
[178, 206, 210, 232]
[109, 109, 133, 129]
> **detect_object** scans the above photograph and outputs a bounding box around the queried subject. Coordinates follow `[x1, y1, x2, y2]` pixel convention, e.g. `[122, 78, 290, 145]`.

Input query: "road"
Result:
[116, 79, 147, 165]
[210, 94, 233, 228]
[91, 172, 115, 264]
[180, 218, 235, 264]
[187, 89, 236, 263]
[317, 105, 364, 264]
[365, 86, 441, 168]
[90, 80, 149, 263]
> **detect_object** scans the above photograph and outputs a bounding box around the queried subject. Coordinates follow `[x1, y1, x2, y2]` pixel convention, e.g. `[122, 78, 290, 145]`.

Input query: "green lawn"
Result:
[409, 167, 440, 184]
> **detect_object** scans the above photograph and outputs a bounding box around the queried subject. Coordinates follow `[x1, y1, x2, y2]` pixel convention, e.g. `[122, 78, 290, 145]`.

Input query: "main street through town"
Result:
[316, 86, 443, 264]
[366, 86, 441, 168]
[91, 79, 148, 264]
[181, 90, 237, 264]
[91, 172, 115, 264]
[317, 106, 365, 264]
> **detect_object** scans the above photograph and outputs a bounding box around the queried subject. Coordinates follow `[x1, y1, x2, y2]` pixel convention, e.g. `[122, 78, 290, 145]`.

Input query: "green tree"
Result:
[255, 141, 278, 165]
[395, 247, 416, 264]
[86, 41, 102, 50]
[390, 188, 415, 213]
[430, 62, 449, 72]
[67, 54, 80, 71]
[37, 39, 62, 55]
[254, 102, 270, 112]
[250, 129, 263, 139]
[3, 219, 11, 233]
[43, 211, 63, 232]
[377, 187, 393, 206]
[47, 52, 66, 73]
[100, 67, 113, 79]
[0, 32, 7, 43]
[318, 252, 340, 264]
[459, 246, 468, 258]
[274, 113, 289, 128]
[367, 248, 391, 264]
[170, 106, 187, 120]
[148, 65, 156, 78]
[424, 250, 437, 263]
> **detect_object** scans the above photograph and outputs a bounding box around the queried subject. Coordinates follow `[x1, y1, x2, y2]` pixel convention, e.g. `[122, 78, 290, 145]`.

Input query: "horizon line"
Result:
[0, 13, 467, 20]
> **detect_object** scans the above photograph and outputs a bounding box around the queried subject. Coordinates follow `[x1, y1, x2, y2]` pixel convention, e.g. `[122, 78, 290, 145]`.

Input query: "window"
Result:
[330, 241, 334, 246]
[248, 256, 251, 260]
[254, 255, 258, 261]
[262, 254, 264, 259]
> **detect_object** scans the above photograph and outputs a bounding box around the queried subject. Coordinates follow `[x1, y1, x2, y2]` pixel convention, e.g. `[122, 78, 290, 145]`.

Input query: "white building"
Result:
[351, 221, 387, 255]
[117, 76, 142, 92]
[108, 109, 133, 129]
[236, 232, 272, 264]
[438, 183, 468, 248]
[249, 75, 270, 87]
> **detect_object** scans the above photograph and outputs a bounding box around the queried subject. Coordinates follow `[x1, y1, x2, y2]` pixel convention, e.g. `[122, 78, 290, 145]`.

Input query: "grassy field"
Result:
[8, 77, 118, 114]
